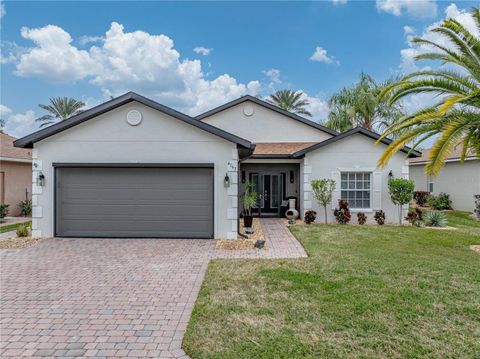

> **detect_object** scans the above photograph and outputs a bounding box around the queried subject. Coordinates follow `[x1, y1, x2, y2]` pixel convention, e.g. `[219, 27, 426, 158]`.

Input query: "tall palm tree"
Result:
[267, 90, 312, 117]
[37, 97, 85, 127]
[325, 73, 404, 133]
[378, 7, 480, 175]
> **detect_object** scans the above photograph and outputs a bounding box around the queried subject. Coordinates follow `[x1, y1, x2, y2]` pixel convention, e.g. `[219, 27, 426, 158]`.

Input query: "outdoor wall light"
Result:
[290, 170, 294, 183]
[388, 170, 393, 179]
[241, 170, 246, 183]
[37, 172, 46, 187]
[224, 173, 230, 188]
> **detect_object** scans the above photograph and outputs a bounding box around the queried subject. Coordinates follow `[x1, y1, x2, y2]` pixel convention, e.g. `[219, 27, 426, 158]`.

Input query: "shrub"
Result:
[304, 210, 317, 224]
[427, 193, 452, 210]
[374, 210, 385, 225]
[475, 194, 480, 219]
[16, 223, 30, 237]
[388, 178, 415, 225]
[413, 191, 429, 206]
[424, 211, 447, 227]
[0, 204, 9, 220]
[334, 200, 351, 224]
[406, 208, 423, 227]
[18, 199, 32, 217]
[357, 212, 367, 225]
[311, 179, 336, 224]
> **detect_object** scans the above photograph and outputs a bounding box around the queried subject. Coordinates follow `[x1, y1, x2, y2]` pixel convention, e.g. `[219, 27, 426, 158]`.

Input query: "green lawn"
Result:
[0, 221, 31, 233]
[184, 211, 480, 358]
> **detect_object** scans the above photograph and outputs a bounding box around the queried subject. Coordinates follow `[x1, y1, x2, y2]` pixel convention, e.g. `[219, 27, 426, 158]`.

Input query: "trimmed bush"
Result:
[388, 178, 415, 225]
[424, 211, 447, 227]
[374, 210, 385, 225]
[427, 193, 452, 210]
[334, 200, 351, 224]
[357, 212, 367, 225]
[304, 210, 317, 224]
[413, 191, 429, 206]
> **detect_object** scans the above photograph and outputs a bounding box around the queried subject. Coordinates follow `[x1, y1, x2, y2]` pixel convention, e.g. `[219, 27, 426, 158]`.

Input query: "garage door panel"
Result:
[56, 167, 214, 238]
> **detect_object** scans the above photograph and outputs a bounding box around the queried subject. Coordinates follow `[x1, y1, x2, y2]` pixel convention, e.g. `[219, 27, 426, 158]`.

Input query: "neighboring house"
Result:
[14, 92, 420, 239]
[409, 148, 480, 211]
[1, 133, 32, 216]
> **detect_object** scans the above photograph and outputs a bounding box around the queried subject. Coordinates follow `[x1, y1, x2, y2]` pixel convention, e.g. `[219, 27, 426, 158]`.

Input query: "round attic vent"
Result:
[126, 109, 142, 126]
[243, 105, 254, 117]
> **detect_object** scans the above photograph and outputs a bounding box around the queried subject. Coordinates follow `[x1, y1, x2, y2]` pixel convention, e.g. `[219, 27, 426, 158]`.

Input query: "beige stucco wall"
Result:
[31, 101, 238, 239]
[304, 133, 410, 223]
[200, 100, 333, 143]
[0, 160, 32, 216]
[410, 160, 480, 211]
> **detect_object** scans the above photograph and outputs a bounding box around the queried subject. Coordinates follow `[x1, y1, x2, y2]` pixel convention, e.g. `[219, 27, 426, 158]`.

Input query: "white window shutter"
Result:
[372, 170, 382, 210]
[331, 171, 341, 209]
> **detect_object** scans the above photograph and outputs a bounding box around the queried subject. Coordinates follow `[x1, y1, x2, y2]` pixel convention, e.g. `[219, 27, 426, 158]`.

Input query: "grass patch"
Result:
[184, 211, 480, 358]
[0, 221, 31, 234]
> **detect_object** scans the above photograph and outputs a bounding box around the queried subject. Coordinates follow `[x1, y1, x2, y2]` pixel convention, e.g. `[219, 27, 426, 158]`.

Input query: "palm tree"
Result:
[37, 97, 85, 127]
[267, 90, 312, 117]
[378, 7, 480, 175]
[325, 73, 404, 133]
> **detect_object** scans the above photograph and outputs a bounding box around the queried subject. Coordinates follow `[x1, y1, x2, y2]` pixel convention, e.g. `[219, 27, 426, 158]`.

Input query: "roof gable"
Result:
[14, 92, 253, 150]
[196, 95, 338, 136]
[1, 133, 32, 160]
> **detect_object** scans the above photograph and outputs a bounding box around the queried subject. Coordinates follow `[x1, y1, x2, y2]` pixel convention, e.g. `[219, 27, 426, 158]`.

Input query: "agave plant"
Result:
[378, 7, 480, 175]
[424, 211, 448, 227]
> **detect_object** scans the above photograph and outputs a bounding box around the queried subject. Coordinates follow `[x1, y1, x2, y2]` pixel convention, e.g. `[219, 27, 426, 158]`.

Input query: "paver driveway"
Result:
[1, 238, 215, 358]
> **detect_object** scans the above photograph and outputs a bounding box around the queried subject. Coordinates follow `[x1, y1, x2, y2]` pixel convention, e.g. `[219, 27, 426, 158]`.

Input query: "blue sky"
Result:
[0, 0, 478, 138]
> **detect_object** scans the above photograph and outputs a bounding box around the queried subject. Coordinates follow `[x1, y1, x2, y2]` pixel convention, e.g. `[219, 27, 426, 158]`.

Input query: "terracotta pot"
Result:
[243, 215, 253, 228]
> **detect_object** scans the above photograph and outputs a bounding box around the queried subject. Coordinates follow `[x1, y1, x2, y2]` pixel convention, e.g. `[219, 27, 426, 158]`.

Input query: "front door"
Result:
[251, 173, 283, 215]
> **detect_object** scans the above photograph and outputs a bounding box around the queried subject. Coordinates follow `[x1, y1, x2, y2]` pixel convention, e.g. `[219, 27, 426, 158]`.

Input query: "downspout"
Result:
[238, 158, 248, 239]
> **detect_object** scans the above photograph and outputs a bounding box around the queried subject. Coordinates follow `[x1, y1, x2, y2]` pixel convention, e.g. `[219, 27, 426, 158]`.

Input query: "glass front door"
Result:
[251, 173, 283, 214]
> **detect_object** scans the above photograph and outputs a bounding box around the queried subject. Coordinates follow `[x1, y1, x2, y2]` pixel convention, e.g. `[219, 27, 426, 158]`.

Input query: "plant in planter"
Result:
[388, 178, 415, 225]
[304, 210, 317, 224]
[474, 194, 480, 219]
[357, 212, 367, 225]
[413, 191, 429, 206]
[424, 211, 447, 227]
[334, 200, 351, 224]
[311, 179, 336, 224]
[19, 199, 32, 217]
[242, 181, 258, 233]
[0, 204, 9, 222]
[374, 210, 385, 225]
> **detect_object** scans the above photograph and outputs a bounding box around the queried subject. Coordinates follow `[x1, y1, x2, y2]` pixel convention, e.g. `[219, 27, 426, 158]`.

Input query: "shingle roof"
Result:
[409, 147, 477, 164]
[253, 142, 318, 157]
[1, 133, 32, 161]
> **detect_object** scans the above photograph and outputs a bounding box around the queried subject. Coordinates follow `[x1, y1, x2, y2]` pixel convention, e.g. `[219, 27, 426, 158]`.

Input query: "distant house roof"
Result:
[252, 142, 317, 158]
[409, 147, 477, 165]
[13, 92, 253, 152]
[292, 127, 422, 158]
[196, 95, 338, 136]
[0, 133, 32, 162]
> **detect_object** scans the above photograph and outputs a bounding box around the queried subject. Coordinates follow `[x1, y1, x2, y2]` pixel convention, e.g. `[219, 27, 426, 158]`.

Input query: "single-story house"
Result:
[14, 92, 420, 239]
[409, 147, 480, 211]
[1, 133, 32, 216]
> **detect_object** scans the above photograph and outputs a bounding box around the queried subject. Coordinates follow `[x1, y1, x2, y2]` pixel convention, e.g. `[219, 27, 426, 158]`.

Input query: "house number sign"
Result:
[227, 160, 238, 172]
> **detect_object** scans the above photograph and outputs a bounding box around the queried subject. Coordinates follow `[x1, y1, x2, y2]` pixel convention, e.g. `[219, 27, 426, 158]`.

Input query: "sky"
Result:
[0, 0, 478, 138]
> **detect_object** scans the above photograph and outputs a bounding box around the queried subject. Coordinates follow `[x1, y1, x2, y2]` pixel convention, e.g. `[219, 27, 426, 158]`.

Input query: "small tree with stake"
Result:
[311, 179, 336, 224]
[388, 178, 415, 225]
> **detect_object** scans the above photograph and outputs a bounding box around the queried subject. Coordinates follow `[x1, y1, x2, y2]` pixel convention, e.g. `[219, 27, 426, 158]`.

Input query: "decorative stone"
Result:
[285, 208, 299, 221]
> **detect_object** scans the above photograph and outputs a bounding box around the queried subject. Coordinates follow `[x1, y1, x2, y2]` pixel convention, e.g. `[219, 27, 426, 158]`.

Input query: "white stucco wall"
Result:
[200, 100, 333, 143]
[304, 133, 410, 223]
[410, 160, 480, 211]
[31, 101, 238, 239]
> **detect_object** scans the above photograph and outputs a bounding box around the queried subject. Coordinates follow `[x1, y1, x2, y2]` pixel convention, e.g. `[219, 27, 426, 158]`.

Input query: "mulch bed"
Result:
[216, 218, 266, 250]
[0, 237, 48, 249]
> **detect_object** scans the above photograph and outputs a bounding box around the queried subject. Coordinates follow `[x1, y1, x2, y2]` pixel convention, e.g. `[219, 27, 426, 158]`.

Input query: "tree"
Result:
[267, 90, 312, 117]
[37, 97, 85, 127]
[311, 179, 336, 224]
[325, 73, 404, 132]
[388, 178, 415, 225]
[378, 7, 480, 175]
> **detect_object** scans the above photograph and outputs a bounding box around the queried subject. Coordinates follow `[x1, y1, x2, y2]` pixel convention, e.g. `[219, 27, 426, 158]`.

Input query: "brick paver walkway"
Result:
[1, 219, 306, 358]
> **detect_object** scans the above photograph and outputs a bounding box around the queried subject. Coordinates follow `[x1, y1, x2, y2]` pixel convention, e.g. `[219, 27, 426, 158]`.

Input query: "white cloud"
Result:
[331, 0, 347, 5]
[13, 22, 261, 115]
[3, 110, 38, 138]
[0, 104, 12, 116]
[193, 46, 212, 56]
[376, 0, 437, 18]
[78, 35, 104, 46]
[309, 46, 338, 64]
[403, 25, 415, 34]
[303, 93, 330, 122]
[262, 68, 282, 84]
[1, 3, 5, 19]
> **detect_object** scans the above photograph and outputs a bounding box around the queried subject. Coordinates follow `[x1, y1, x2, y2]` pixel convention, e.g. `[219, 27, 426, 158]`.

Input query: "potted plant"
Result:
[242, 181, 258, 233]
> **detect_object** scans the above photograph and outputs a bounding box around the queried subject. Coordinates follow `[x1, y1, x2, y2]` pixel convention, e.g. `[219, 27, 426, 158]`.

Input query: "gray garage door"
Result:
[55, 166, 214, 238]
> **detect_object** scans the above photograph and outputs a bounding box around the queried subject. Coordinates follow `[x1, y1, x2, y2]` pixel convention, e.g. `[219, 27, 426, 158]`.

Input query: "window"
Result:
[341, 172, 371, 209]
